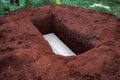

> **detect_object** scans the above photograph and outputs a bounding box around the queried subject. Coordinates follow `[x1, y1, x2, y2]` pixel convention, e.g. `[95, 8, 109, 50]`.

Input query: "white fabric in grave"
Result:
[43, 33, 76, 56]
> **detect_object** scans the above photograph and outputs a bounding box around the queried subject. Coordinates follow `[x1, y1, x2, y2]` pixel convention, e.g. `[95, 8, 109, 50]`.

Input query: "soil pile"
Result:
[0, 5, 120, 80]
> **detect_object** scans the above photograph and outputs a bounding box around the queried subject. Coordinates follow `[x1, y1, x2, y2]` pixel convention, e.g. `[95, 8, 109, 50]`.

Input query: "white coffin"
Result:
[43, 33, 76, 56]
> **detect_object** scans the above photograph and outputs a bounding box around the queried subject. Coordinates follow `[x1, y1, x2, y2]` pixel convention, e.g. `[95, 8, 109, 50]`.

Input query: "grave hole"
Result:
[31, 16, 95, 56]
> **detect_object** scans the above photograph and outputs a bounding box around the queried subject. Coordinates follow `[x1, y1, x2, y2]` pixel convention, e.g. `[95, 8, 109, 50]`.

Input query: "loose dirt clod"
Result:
[0, 5, 120, 80]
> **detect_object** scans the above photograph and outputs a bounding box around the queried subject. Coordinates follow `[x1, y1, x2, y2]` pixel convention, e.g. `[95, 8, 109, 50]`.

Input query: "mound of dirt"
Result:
[0, 5, 120, 80]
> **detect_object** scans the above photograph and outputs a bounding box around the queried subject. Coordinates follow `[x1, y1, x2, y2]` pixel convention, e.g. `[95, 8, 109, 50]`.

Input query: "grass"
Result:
[0, 0, 120, 18]
[59, 0, 120, 18]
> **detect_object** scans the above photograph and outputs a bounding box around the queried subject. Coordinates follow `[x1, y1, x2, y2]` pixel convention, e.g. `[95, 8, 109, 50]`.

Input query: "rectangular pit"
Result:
[31, 16, 94, 56]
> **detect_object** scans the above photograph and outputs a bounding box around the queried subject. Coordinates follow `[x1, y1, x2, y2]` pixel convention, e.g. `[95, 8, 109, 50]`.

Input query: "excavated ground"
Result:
[0, 5, 120, 80]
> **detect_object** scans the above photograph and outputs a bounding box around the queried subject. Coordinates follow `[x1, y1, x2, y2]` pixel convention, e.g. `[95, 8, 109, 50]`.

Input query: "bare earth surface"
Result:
[0, 5, 120, 80]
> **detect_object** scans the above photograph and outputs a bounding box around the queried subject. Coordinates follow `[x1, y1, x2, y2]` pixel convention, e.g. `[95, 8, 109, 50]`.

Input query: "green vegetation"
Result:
[60, 0, 120, 18]
[0, 0, 9, 15]
[0, 0, 120, 18]
[26, 0, 55, 6]
[0, 0, 25, 15]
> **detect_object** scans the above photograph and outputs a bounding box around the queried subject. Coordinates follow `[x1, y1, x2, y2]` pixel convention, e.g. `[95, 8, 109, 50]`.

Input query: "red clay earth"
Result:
[0, 5, 120, 80]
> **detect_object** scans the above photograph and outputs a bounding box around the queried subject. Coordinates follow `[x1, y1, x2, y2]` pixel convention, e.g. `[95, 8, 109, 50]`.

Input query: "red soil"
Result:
[0, 5, 120, 80]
